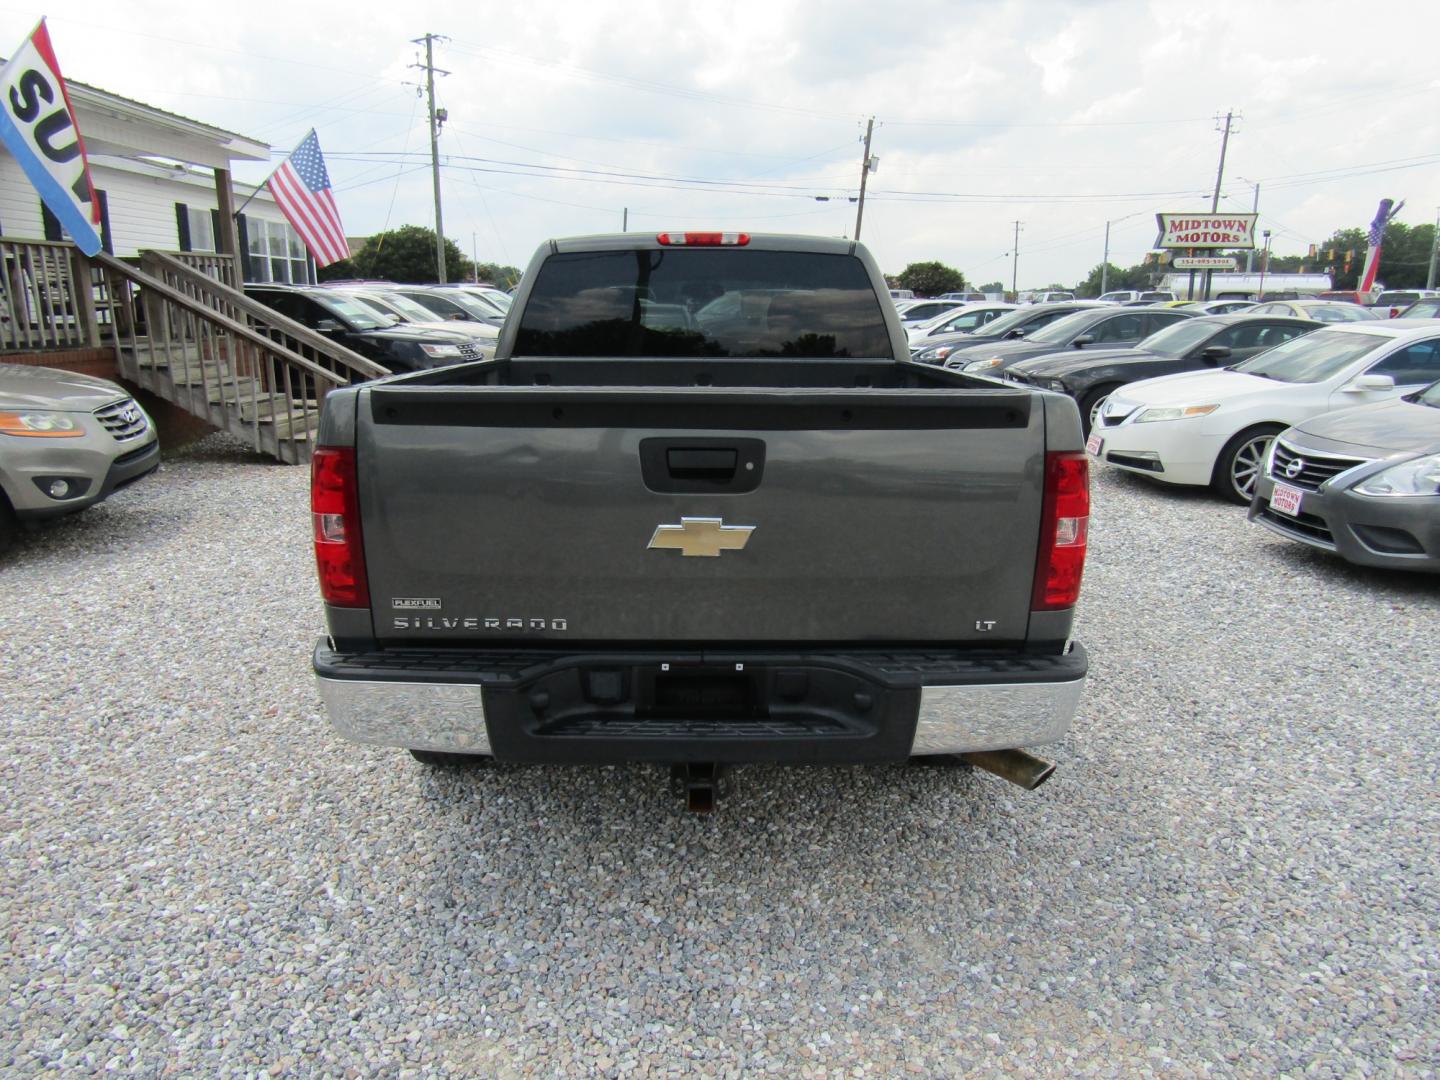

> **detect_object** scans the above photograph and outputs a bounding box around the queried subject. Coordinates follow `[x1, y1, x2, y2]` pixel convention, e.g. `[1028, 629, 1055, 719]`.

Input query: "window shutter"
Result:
[210, 209, 222, 254]
[236, 213, 251, 281]
[40, 201, 62, 241]
[175, 203, 191, 251]
[96, 190, 113, 255]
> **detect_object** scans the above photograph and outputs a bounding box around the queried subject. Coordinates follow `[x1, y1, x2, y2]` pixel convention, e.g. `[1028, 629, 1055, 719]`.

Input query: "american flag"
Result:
[268, 130, 350, 267]
[1358, 198, 1396, 295]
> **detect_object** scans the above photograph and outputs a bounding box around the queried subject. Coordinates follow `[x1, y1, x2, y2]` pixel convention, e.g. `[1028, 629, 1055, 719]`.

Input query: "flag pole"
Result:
[232, 130, 309, 218]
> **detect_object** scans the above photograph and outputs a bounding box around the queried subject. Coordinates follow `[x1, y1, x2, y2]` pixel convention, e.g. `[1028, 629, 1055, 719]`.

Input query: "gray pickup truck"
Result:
[310, 232, 1089, 809]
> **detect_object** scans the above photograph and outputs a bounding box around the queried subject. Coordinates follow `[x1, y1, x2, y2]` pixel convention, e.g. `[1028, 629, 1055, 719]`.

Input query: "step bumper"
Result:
[314, 642, 1088, 764]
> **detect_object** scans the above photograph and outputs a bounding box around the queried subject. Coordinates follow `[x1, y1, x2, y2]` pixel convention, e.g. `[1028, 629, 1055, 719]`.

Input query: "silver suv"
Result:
[0, 364, 159, 552]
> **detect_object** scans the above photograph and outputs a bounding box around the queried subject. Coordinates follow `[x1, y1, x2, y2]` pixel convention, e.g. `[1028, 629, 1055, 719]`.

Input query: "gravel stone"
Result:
[0, 432, 1437, 1076]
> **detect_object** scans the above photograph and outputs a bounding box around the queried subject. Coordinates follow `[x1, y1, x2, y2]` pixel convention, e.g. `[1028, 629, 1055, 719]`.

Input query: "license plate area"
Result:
[1270, 481, 1304, 516]
[650, 671, 756, 717]
[480, 659, 921, 764]
[1085, 432, 1103, 456]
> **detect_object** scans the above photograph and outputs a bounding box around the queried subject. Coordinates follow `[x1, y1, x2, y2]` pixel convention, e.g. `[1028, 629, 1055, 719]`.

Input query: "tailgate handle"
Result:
[667, 448, 738, 479]
[640, 437, 766, 494]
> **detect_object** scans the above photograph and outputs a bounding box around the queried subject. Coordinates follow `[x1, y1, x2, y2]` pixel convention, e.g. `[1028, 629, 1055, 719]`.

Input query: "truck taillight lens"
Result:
[656, 232, 750, 246]
[1032, 451, 1089, 611]
[311, 447, 369, 608]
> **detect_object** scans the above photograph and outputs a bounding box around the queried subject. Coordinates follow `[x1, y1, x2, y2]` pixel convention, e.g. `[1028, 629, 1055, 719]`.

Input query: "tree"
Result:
[473, 261, 522, 288]
[893, 261, 967, 297]
[318, 225, 474, 283]
[1074, 261, 1153, 297]
[978, 281, 1005, 294]
[1313, 222, 1435, 290]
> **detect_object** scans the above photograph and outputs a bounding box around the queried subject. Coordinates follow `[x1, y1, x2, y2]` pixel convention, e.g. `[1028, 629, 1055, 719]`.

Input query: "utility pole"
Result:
[1101, 220, 1111, 294]
[412, 33, 450, 282]
[1011, 220, 1022, 299]
[1204, 109, 1238, 301]
[1243, 180, 1261, 273]
[854, 117, 875, 242]
[622, 207, 628, 233]
[1427, 207, 1440, 289]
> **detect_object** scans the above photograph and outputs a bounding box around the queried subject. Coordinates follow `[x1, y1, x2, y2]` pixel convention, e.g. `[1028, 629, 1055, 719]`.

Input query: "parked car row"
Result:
[1077, 320, 1440, 571]
[244, 283, 504, 373]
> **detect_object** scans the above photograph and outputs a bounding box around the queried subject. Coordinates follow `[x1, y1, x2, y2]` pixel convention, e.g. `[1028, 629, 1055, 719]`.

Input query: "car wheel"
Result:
[1079, 384, 1121, 436]
[409, 749, 490, 767]
[1212, 424, 1283, 505]
[0, 495, 17, 556]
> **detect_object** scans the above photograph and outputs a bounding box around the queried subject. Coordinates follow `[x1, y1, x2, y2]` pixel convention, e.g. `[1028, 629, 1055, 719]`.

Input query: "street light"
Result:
[1257, 229, 1273, 298]
[1100, 209, 1154, 295]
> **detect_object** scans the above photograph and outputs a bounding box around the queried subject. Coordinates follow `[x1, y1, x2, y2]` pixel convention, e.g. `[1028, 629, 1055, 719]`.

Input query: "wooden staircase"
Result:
[93, 250, 389, 464]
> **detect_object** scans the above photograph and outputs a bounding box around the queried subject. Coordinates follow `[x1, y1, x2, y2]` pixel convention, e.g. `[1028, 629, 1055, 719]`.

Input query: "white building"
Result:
[0, 78, 316, 284]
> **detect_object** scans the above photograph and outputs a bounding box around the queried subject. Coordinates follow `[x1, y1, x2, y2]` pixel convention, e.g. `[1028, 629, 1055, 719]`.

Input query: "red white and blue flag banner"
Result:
[268, 129, 350, 267]
[0, 19, 102, 256]
[1359, 198, 1403, 295]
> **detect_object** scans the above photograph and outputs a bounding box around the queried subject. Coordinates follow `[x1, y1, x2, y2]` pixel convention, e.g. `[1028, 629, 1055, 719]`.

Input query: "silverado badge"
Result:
[647, 517, 755, 558]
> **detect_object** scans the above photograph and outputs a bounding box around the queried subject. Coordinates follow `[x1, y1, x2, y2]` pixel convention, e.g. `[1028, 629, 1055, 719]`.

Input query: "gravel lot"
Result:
[2, 433, 1438, 1077]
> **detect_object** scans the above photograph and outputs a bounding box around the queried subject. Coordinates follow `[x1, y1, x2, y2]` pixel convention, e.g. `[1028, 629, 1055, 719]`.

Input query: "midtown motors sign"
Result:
[1155, 213, 1258, 249]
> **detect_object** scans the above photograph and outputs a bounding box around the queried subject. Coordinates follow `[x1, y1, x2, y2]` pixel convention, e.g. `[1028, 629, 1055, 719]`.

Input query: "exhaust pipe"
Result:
[960, 748, 1056, 791]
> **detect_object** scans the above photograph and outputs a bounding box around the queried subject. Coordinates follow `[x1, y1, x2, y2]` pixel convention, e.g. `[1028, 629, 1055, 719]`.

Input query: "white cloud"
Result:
[7, 0, 1439, 286]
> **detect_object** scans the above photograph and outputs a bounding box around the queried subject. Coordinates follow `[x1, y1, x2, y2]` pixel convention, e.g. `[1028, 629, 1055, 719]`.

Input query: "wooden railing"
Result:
[0, 237, 99, 353]
[1, 238, 390, 463]
[93, 251, 367, 464]
[171, 251, 239, 290]
[139, 250, 388, 385]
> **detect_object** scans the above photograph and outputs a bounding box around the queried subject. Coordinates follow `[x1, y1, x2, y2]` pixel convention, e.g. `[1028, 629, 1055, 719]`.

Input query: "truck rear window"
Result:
[514, 249, 892, 359]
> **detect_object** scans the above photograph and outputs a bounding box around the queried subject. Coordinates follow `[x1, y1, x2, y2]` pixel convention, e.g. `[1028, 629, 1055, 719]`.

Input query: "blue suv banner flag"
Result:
[0, 19, 102, 256]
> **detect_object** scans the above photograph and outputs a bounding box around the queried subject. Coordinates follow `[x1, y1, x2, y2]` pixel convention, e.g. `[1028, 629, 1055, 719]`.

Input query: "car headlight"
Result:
[1353, 454, 1440, 497]
[962, 357, 1005, 373]
[419, 343, 464, 359]
[0, 410, 85, 438]
[1133, 404, 1220, 423]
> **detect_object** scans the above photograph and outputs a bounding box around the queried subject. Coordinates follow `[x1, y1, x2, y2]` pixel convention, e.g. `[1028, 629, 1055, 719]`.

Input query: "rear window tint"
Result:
[514, 249, 892, 359]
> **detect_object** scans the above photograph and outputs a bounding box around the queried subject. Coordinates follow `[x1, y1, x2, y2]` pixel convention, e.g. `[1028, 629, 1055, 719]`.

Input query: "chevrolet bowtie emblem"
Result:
[647, 517, 755, 557]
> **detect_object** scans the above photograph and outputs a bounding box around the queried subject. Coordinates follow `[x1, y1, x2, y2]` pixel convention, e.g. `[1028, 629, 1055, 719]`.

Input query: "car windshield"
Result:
[1306, 304, 1370, 322]
[515, 249, 892, 358]
[1233, 329, 1388, 383]
[369, 292, 440, 322]
[1023, 310, 1100, 345]
[312, 293, 392, 330]
[1137, 318, 1221, 358]
[420, 290, 497, 320]
[469, 289, 511, 311]
[974, 307, 1041, 336]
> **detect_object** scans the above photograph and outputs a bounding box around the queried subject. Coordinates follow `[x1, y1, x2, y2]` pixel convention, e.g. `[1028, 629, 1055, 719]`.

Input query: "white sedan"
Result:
[1087, 321, 1440, 503]
[906, 302, 1018, 347]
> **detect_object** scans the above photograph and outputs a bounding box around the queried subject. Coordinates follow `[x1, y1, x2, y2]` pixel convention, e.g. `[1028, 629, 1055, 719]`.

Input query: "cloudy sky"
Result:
[8, 0, 1440, 285]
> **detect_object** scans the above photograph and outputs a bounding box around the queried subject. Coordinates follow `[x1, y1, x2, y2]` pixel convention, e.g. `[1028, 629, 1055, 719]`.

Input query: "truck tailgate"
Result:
[356, 384, 1043, 645]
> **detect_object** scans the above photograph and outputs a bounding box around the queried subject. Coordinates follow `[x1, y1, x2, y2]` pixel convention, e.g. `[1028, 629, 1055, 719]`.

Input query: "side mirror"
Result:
[1199, 344, 1232, 366]
[1072, 334, 1095, 348]
[1345, 373, 1395, 392]
[1005, 328, 1026, 339]
[315, 318, 343, 333]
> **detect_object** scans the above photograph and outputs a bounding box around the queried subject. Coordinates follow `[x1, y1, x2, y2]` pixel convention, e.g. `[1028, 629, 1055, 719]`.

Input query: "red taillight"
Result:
[311, 446, 369, 608]
[656, 232, 750, 246]
[1032, 451, 1089, 611]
